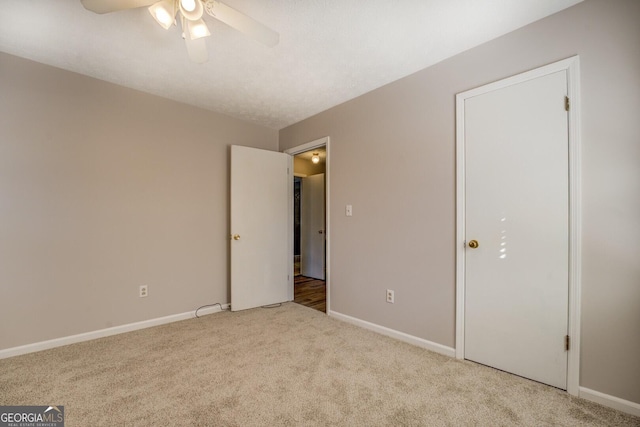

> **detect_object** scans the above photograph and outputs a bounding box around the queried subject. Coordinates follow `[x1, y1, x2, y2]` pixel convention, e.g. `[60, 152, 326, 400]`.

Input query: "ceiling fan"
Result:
[80, 0, 279, 63]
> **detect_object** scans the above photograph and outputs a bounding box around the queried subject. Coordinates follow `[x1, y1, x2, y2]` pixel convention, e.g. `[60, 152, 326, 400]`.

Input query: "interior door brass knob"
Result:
[468, 239, 479, 248]
[232, 234, 241, 240]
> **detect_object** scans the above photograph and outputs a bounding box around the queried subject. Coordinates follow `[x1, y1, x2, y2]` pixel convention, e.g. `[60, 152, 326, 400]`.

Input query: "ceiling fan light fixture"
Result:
[148, 0, 176, 30]
[180, 0, 196, 12]
[179, 0, 204, 21]
[187, 18, 211, 40]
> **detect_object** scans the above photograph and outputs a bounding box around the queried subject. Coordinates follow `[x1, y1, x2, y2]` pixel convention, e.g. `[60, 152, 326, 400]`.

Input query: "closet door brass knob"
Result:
[232, 234, 241, 240]
[468, 240, 479, 249]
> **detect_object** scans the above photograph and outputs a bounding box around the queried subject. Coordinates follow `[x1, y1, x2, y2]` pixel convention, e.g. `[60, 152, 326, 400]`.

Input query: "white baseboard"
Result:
[580, 387, 640, 417]
[0, 304, 229, 360]
[328, 310, 456, 358]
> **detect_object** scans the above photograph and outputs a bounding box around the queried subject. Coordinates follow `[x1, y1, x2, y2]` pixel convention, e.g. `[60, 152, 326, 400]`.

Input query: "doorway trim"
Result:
[284, 136, 330, 313]
[455, 56, 581, 395]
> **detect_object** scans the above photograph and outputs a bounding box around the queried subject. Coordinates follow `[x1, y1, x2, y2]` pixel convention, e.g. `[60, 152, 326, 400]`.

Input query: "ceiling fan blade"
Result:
[81, 0, 157, 14]
[204, 0, 279, 47]
[184, 36, 209, 63]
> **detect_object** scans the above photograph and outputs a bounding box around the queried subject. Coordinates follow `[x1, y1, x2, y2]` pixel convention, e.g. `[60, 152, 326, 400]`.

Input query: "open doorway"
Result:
[288, 142, 327, 313]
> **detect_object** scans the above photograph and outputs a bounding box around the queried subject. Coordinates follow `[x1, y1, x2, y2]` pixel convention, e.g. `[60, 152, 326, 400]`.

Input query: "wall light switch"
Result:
[346, 204, 353, 217]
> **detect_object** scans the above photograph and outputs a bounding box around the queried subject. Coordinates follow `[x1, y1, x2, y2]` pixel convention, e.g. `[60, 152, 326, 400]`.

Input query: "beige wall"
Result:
[0, 52, 278, 350]
[280, 0, 640, 404]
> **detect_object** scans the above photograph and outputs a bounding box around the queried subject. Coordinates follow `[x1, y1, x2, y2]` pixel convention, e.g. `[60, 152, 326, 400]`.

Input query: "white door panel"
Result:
[464, 71, 569, 389]
[301, 174, 325, 280]
[230, 145, 290, 311]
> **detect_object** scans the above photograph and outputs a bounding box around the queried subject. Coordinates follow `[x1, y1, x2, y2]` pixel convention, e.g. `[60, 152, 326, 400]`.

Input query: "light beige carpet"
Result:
[1, 302, 638, 426]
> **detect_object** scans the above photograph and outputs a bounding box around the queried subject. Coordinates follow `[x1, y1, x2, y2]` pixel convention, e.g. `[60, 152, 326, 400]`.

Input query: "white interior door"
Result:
[464, 70, 569, 389]
[230, 145, 291, 311]
[301, 173, 325, 280]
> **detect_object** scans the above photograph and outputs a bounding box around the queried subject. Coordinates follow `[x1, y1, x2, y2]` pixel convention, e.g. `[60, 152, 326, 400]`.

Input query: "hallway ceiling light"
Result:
[311, 153, 320, 164]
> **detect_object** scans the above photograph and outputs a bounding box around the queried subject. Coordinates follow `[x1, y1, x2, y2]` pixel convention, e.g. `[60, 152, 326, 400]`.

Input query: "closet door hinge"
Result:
[564, 96, 570, 111]
[565, 335, 570, 351]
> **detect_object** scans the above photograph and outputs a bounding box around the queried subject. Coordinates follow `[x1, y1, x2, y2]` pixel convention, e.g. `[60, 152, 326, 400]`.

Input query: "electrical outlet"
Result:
[139, 285, 148, 298]
[386, 289, 394, 303]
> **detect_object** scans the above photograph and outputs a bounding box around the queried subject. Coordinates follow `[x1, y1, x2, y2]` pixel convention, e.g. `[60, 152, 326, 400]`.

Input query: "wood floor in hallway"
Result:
[294, 275, 326, 313]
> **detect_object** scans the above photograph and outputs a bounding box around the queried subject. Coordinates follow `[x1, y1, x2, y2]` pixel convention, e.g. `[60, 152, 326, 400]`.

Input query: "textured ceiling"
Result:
[0, 0, 582, 129]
